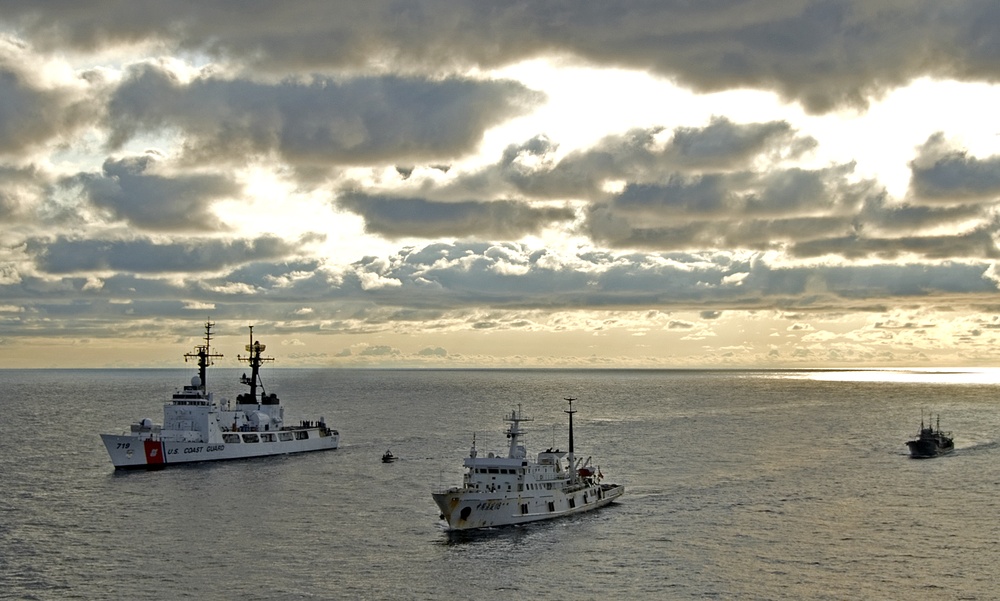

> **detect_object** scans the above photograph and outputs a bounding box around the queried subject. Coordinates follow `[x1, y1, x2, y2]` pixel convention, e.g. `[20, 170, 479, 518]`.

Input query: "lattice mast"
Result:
[237, 325, 274, 401]
[183, 320, 223, 393]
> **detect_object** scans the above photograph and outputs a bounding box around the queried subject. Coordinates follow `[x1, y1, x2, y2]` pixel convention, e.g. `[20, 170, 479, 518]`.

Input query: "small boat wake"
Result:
[953, 439, 1000, 454]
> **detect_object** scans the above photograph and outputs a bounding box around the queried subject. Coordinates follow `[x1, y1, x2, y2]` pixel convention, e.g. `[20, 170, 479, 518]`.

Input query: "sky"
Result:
[4, 1, 1000, 369]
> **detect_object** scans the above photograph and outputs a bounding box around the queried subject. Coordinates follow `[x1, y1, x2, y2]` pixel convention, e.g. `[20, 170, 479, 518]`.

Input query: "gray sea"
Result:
[2, 367, 1000, 600]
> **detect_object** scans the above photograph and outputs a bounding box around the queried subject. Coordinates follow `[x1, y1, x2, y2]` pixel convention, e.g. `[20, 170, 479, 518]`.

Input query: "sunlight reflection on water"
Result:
[789, 368, 1000, 385]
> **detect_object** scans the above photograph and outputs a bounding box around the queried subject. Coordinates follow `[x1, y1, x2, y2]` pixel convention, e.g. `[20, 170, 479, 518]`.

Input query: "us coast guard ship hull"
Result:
[432, 399, 624, 530]
[101, 322, 338, 469]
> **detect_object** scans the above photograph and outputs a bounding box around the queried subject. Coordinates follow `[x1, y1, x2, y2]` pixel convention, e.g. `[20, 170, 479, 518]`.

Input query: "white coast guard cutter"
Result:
[100, 322, 338, 469]
[432, 399, 624, 530]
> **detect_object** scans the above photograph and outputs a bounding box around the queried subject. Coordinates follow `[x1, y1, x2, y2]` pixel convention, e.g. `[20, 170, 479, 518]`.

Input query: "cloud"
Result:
[105, 62, 543, 170]
[0, 37, 98, 158]
[28, 234, 302, 274]
[9, 242, 916, 311]
[8, 2, 999, 113]
[418, 346, 447, 356]
[335, 117, 841, 250]
[3, 238, 1000, 351]
[789, 226, 1000, 260]
[5, 3, 1000, 368]
[858, 193, 985, 234]
[357, 271, 402, 291]
[359, 344, 400, 356]
[65, 154, 240, 232]
[908, 133, 1000, 203]
[337, 191, 575, 239]
[0, 163, 46, 223]
[436, 119, 814, 202]
[666, 117, 817, 169]
[584, 162, 879, 252]
[329, 242, 1000, 311]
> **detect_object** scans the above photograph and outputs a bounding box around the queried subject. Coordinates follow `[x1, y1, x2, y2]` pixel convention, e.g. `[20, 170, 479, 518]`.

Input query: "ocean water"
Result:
[2, 367, 1000, 600]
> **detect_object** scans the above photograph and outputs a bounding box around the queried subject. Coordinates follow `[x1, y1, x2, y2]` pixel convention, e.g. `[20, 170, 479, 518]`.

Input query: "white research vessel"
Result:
[432, 399, 624, 530]
[101, 322, 338, 469]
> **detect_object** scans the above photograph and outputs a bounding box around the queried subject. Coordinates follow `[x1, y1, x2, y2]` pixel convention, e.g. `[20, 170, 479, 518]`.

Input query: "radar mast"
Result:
[183, 320, 223, 393]
[237, 325, 274, 402]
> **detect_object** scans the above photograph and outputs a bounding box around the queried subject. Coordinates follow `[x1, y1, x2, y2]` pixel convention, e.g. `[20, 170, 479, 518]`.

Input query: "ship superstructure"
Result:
[100, 322, 338, 469]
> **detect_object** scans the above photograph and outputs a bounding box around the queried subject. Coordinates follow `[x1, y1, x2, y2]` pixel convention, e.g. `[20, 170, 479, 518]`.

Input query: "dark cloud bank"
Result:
[2, 2, 1000, 360]
[5, 1, 1000, 112]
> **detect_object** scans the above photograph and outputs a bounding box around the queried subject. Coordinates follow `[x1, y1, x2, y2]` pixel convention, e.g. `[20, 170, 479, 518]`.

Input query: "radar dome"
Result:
[191, 375, 202, 388]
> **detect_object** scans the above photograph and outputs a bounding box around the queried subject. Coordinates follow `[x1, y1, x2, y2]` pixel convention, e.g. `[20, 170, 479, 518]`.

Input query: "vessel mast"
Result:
[565, 397, 576, 476]
[505, 404, 532, 458]
[238, 325, 274, 401]
[183, 320, 223, 393]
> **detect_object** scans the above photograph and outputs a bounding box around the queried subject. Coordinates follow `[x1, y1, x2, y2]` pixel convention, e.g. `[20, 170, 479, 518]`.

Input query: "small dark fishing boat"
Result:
[381, 449, 397, 463]
[906, 415, 954, 458]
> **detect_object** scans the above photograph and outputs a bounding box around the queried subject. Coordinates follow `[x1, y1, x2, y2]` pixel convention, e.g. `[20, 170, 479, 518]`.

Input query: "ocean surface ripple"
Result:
[2, 368, 999, 600]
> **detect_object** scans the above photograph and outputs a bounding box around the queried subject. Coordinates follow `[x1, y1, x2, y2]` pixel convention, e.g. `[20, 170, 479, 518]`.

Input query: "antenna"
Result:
[237, 325, 274, 402]
[184, 320, 223, 393]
